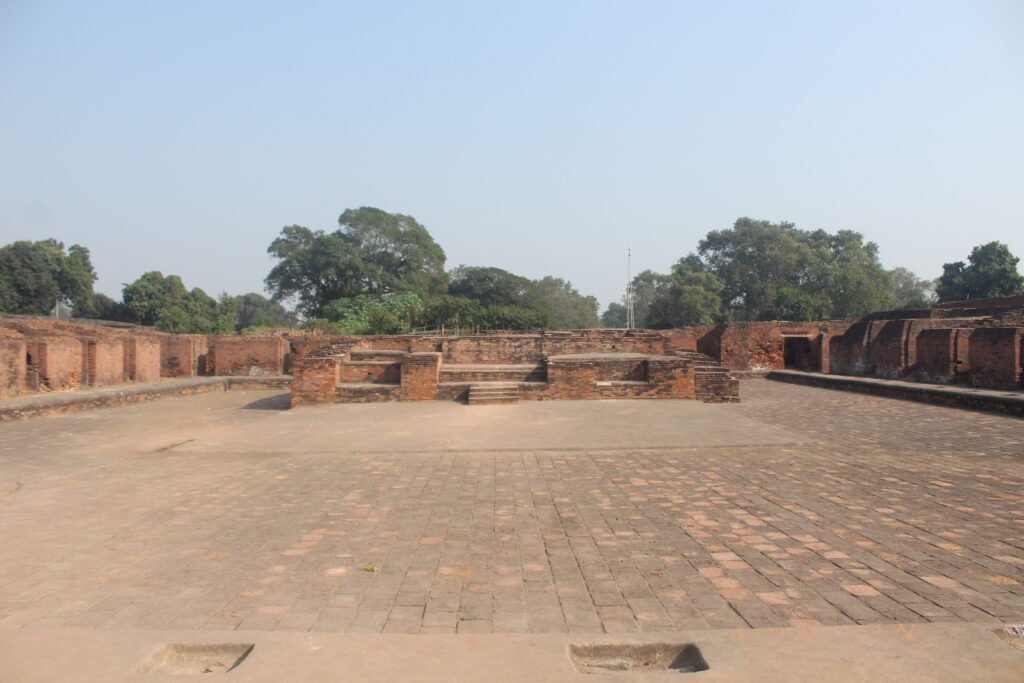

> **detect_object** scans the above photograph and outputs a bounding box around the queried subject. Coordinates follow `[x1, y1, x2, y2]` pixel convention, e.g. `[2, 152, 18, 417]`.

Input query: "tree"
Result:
[601, 302, 628, 327]
[698, 218, 893, 321]
[935, 242, 1024, 302]
[265, 208, 447, 317]
[321, 292, 424, 335]
[818, 230, 893, 318]
[121, 272, 224, 333]
[447, 266, 555, 327]
[645, 258, 723, 328]
[78, 292, 133, 322]
[420, 295, 483, 331]
[0, 239, 96, 315]
[232, 293, 299, 331]
[532, 276, 600, 328]
[628, 270, 674, 326]
[888, 267, 934, 309]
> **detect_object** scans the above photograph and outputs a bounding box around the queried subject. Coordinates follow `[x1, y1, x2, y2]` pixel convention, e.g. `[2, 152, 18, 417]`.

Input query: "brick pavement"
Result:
[0, 382, 1021, 634]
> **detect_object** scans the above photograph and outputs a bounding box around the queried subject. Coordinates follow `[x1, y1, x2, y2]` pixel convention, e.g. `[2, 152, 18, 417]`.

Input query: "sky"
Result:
[1, 1, 1022, 310]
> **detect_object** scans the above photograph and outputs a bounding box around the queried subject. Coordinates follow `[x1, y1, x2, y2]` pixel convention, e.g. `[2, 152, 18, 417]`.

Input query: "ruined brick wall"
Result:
[869, 320, 911, 378]
[696, 322, 842, 372]
[208, 336, 287, 376]
[290, 356, 339, 407]
[399, 353, 441, 400]
[914, 328, 959, 383]
[968, 327, 1022, 390]
[287, 330, 673, 366]
[126, 335, 162, 382]
[0, 332, 26, 398]
[88, 337, 125, 386]
[37, 336, 84, 390]
[161, 335, 208, 378]
[337, 361, 400, 384]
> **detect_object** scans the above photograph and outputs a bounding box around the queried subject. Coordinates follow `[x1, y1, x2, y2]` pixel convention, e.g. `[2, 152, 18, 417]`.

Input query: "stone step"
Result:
[468, 381, 519, 405]
[440, 364, 546, 383]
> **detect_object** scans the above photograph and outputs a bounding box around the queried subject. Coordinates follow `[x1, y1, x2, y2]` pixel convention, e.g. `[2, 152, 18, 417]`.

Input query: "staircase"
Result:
[679, 351, 740, 403]
[467, 382, 519, 405]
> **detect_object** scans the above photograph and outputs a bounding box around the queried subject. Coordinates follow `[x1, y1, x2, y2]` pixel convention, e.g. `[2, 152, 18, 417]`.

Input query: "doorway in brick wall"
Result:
[783, 335, 816, 371]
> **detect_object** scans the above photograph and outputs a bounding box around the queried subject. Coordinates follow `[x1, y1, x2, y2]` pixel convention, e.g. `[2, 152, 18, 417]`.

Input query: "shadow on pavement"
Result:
[241, 393, 291, 410]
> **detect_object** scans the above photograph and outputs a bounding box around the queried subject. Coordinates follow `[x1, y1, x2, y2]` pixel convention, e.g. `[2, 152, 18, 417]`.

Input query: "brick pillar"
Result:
[817, 333, 829, 373]
[400, 352, 441, 400]
[968, 327, 1023, 389]
[648, 358, 696, 399]
[290, 356, 339, 406]
[546, 358, 599, 399]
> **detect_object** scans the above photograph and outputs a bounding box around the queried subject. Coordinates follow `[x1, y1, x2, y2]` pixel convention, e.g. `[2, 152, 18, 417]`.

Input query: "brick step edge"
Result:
[766, 370, 1024, 417]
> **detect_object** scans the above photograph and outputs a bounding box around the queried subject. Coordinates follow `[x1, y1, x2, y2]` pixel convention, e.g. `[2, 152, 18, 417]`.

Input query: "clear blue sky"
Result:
[1, 1, 1022, 309]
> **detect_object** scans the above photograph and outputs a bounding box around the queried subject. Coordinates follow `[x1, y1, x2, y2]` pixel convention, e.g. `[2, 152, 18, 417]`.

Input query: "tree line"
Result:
[602, 218, 1023, 328]
[1, 209, 1021, 333]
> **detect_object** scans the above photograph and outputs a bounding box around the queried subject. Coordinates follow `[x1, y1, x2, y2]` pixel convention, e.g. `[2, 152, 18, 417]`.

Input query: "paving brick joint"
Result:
[0, 381, 1021, 636]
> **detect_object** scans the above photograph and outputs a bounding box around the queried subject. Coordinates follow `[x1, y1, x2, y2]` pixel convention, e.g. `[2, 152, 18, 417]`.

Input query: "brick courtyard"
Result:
[0, 381, 1021, 636]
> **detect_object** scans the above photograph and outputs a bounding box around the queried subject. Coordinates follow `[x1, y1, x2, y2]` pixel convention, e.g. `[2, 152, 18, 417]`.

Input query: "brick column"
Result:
[400, 352, 441, 400]
[290, 356, 339, 406]
[648, 358, 696, 399]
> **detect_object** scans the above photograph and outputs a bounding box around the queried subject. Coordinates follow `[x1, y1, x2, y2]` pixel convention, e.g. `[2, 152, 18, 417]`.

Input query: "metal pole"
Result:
[626, 248, 633, 329]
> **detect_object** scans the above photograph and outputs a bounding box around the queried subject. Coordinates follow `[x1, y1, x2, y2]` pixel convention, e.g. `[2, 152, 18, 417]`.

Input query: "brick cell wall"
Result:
[0, 337, 26, 398]
[128, 336, 162, 382]
[209, 337, 287, 376]
[89, 338, 125, 386]
[914, 328, 958, 383]
[40, 336, 84, 390]
[870, 320, 911, 378]
[161, 336, 197, 377]
[968, 328, 1022, 390]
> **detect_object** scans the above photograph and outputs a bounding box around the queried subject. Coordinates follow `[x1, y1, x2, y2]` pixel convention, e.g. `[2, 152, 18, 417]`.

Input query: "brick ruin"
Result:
[290, 330, 739, 406]
[0, 294, 1021, 406]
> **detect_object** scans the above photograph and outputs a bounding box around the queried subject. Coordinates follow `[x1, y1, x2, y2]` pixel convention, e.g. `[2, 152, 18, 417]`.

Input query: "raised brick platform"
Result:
[767, 369, 1024, 416]
[291, 335, 740, 407]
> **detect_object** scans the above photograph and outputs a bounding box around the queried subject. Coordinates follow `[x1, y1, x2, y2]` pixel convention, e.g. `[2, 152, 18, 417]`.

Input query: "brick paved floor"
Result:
[0, 381, 1021, 634]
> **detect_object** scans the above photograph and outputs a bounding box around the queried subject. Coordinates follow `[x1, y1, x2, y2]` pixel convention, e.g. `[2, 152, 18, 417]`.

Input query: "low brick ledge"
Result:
[0, 376, 290, 422]
[766, 370, 1024, 417]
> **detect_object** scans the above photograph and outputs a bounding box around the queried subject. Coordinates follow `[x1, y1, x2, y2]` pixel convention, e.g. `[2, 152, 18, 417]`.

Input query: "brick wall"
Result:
[698, 322, 840, 372]
[400, 353, 441, 400]
[914, 328, 959, 383]
[87, 337, 125, 386]
[968, 327, 1022, 390]
[0, 334, 25, 399]
[337, 361, 400, 384]
[208, 336, 288, 376]
[290, 356, 339, 407]
[161, 335, 208, 378]
[38, 336, 83, 390]
[126, 335, 162, 382]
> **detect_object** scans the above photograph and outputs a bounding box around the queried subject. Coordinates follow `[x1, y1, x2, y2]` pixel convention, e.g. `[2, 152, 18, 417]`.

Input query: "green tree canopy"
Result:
[232, 293, 299, 331]
[320, 292, 425, 335]
[532, 276, 600, 329]
[0, 239, 96, 315]
[265, 208, 447, 317]
[447, 266, 540, 308]
[698, 218, 893, 321]
[601, 302, 628, 328]
[121, 271, 231, 333]
[935, 241, 1024, 303]
[644, 257, 723, 328]
[888, 267, 934, 309]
